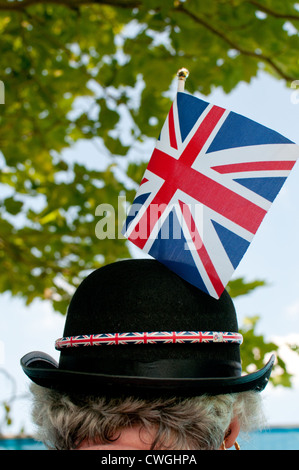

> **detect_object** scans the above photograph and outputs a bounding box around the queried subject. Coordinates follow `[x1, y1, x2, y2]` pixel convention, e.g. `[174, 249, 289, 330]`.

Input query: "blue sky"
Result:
[1, 70, 299, 435]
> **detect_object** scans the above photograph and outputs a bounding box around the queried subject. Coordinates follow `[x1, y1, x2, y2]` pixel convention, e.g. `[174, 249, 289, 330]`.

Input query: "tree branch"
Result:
[0, 0, 296, 83]
[248, 0, 299, 22]
[0, 0, 141, 11]
[176, 4, 296, 82]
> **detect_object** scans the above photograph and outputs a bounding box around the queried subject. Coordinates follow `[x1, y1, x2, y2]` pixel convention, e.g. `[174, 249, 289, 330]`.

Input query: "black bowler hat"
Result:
[21, 259, 274, 397]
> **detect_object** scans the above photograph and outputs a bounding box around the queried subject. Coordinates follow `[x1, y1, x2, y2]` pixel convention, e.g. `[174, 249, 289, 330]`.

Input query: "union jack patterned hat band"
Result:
[55, 331, 243, 349]
[21, 259, 274, 396]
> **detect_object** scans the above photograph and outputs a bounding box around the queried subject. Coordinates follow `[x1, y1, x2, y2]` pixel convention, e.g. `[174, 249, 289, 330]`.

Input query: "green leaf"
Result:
[3, 197, 23, 215]
[227, 278, 267, 298]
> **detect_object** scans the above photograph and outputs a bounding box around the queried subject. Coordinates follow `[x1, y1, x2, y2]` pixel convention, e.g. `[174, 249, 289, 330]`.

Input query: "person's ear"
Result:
[220, 417, 240, 450]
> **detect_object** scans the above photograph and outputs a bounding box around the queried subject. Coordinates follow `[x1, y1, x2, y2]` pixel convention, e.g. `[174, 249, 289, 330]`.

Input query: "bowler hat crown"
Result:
[21, 259, 274, 396]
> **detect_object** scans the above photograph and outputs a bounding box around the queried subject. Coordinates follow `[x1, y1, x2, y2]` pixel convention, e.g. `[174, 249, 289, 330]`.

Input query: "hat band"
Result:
[55, 331, 243, 350]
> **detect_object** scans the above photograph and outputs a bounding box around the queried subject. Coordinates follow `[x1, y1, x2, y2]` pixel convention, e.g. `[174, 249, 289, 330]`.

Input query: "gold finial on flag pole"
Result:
[177, 67, 189, 92]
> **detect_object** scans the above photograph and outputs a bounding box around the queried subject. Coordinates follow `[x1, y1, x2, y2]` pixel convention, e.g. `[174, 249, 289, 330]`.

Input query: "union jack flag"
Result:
[122, 92, 299, 299]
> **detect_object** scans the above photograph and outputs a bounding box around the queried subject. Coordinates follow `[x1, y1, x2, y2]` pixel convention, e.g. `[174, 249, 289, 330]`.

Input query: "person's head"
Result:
[29, 385, 263, 450]
[21, 259, 274, 450]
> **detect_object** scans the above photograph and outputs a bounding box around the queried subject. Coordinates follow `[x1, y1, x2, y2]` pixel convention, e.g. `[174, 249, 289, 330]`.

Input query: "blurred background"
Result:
[0, 0, 299, 448]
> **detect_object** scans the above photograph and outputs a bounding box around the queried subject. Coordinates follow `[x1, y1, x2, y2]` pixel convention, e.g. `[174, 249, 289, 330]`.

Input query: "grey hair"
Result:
[29, 384, 265, 450]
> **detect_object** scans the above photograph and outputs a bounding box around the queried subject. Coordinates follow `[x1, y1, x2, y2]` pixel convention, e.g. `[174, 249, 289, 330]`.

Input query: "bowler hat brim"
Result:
[21, 350, 275, 397]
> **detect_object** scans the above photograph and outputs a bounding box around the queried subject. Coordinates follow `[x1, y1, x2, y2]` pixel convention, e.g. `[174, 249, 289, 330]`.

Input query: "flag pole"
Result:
[177, 67, 189, 92]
